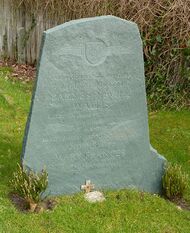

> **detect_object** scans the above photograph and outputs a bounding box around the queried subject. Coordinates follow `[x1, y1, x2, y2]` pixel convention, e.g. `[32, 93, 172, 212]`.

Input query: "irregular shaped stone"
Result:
[21, 16, 166, 195]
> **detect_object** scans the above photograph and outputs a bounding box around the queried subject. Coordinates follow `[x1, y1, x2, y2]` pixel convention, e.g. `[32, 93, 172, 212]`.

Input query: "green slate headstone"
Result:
[22, 16, 166, 195]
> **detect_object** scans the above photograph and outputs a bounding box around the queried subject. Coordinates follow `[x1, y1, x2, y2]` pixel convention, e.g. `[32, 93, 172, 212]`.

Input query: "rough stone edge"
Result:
[45, 15, 137, 34]
[150, 144, 167, 162]
[20, 32, 47, 167]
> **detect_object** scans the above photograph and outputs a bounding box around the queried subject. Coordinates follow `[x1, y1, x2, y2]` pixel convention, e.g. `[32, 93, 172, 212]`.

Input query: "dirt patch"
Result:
[9, 193, 29, 212]
[0, 60, 36, 81]
[171, 197, 190, 211]
[163, 196, 190, 211]
[9, 193, 57, 213]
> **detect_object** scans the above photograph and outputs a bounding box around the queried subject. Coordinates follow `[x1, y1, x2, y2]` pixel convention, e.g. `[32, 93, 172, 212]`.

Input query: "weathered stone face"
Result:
[22, 16, 166, 195]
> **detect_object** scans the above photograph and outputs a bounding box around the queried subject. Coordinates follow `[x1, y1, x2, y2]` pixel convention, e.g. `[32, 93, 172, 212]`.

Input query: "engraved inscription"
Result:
[22, 16, 165, 195]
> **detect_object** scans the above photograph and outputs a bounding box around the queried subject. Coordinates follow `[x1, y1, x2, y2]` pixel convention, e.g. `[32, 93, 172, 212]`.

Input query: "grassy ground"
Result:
[0, 67, 190, 233]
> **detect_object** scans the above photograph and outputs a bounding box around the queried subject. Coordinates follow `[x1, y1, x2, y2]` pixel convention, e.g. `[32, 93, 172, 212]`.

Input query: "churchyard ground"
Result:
[0, 67, 190, 233]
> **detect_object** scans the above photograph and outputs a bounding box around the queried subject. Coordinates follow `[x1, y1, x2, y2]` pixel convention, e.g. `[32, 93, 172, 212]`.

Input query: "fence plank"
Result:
[0, 0, 59, 64]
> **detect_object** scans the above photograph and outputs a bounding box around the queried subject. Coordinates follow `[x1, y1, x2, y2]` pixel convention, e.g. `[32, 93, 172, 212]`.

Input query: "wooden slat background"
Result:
[0, 0, 60, 64]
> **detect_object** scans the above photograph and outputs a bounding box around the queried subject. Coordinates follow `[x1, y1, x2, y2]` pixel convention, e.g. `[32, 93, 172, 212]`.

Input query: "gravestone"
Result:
[21, 16, 166, 195]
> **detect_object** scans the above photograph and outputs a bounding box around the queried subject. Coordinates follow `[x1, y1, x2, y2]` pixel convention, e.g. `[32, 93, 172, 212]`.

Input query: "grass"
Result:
[149, 111, 190, 202]
[0, 67, 190, 233]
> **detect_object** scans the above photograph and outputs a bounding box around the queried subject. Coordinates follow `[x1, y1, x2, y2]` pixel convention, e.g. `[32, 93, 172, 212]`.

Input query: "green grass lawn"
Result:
[0, 67, 190, 233]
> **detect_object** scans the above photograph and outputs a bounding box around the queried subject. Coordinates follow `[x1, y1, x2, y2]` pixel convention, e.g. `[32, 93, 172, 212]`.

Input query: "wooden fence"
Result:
[0, 0, 62, 64]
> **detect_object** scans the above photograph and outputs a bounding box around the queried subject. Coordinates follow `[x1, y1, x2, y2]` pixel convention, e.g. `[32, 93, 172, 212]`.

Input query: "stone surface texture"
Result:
[22, 16, 166, 195]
